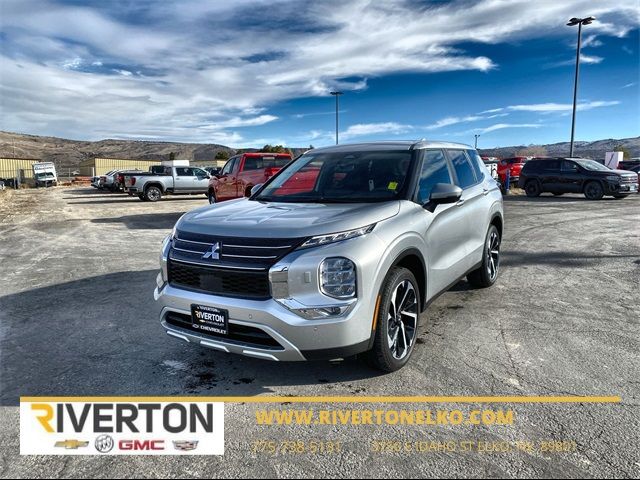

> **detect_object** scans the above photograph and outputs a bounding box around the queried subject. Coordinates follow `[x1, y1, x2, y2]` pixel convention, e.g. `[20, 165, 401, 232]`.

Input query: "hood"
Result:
[591, 169, 637, 177]
[177, 198, 401, 238]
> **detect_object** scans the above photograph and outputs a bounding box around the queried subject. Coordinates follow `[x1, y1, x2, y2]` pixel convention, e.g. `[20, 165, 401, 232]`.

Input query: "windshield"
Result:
[254, 150, 412, 203]
[574, 159, 610, 171]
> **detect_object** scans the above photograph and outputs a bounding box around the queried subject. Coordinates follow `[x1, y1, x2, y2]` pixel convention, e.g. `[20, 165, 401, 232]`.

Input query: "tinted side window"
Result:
[243, 157, 261, 171]
[417, 150, 452, 203]
[541, 160, 560, 172]
[447, 150, 477, 189]
[561, 160, 579, 172]
[176, 167, 195, 176]
[466, 150, 486, 181]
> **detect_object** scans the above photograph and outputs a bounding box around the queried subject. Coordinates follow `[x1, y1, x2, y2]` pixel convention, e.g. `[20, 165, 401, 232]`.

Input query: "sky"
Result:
[0, 0, 639, 149]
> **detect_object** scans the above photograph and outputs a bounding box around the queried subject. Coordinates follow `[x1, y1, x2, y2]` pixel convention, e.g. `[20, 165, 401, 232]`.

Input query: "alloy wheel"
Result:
[387, 280, 418, 360]
[487, 230, 500, 282]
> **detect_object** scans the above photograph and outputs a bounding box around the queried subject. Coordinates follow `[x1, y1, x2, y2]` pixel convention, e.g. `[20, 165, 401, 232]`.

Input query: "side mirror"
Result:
[249, 183, 264, 197]
[423, 183, 462, 212]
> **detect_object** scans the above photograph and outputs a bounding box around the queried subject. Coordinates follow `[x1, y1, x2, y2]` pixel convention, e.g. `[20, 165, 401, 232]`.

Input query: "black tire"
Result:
[467, 225, 501, 288]
[612, 194, 628, 199]
[138, 194, 148, 202]
[365, 267, 420, 372]
[144, 185, 162, 202]
[524, 181, 541, 197]
[208, 189, 217, 204]
[553, 192, 564, 196]
[584, 181, 604, 200]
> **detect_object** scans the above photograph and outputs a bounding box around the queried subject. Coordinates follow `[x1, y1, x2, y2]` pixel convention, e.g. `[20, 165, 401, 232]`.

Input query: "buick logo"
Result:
[95, 434, 114, 453]
[202, 242, 221, 260]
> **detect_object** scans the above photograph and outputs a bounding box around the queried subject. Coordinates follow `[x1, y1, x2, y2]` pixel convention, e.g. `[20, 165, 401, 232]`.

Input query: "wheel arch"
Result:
[390, 248, 427, 313]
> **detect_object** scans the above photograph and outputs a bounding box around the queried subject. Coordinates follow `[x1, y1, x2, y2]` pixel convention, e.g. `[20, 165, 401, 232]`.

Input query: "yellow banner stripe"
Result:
[19, 395, 621, 404]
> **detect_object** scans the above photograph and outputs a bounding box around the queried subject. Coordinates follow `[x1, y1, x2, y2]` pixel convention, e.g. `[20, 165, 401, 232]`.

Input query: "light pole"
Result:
[474, 134, 480, 149]
[330, 91, 343, 145]
[567, 16, 595, 158]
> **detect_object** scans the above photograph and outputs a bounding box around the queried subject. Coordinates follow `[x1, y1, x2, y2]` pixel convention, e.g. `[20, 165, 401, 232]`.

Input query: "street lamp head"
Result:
[330, 91, 343, 96]
[567, 16, 596, 26]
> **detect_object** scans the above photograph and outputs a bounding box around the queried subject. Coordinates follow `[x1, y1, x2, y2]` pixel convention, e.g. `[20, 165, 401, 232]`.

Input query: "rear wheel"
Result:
[366, 267, 420, 372]
[144, 186, 162, 202]
[467, 225, 501, 288]
[208, 189, 217, 204]
[525, 181, 541, 197]
[584, 181, 604, 200]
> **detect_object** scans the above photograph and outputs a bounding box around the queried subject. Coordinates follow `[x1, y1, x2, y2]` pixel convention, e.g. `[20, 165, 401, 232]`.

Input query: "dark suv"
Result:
[519, 157, 639, 200]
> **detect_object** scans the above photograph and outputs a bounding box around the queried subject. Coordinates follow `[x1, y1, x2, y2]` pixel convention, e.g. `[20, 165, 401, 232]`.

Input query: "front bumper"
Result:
[610, 182, 638, 194]
[155, 282, 372, 362]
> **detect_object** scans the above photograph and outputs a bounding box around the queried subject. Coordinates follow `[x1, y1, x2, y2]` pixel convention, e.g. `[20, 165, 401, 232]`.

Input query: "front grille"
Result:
[168, 259, 270, 299]
[165, 311, 283, 350]
[620, 175, 637, 184]
[171, 230, 306, 269]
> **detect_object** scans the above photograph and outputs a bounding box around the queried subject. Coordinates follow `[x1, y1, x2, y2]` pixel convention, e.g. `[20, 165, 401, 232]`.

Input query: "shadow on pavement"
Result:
[0, 270, 382, 406]
[92, 213, 184, 230]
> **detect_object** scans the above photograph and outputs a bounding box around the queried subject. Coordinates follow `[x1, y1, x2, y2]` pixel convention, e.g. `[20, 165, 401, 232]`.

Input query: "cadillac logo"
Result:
[173, 440, 199, 451]
[202, 242, 220, 260]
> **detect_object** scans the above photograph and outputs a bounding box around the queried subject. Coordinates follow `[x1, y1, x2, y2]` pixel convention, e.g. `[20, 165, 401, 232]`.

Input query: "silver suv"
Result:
[155, 141, 503, 371]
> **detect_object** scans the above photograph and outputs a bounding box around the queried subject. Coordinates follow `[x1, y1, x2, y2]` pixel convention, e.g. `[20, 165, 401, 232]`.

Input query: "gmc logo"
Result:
[119, 440, 165, 451]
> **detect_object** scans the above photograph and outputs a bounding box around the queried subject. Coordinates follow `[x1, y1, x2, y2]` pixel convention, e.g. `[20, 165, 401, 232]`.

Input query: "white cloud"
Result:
[477, 123, 542, 134]
[506, 100, 620, 112]
[0, 0, 638, 144]
[342, 122, 413, 139]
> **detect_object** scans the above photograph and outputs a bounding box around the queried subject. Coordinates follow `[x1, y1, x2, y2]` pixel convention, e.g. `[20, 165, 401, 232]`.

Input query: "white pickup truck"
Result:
[125, 166, 211, 202]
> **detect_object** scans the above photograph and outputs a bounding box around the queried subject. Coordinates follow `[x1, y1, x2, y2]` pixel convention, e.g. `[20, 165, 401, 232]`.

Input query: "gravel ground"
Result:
[0, 187, 638, 478]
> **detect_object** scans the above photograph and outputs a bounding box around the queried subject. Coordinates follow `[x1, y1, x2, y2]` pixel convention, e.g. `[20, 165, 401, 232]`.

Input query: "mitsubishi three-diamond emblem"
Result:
[202, 242, 220, 260]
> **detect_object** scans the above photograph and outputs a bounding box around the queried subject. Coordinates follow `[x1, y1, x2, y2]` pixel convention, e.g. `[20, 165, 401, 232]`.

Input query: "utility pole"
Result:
[330, 91, 343, 145]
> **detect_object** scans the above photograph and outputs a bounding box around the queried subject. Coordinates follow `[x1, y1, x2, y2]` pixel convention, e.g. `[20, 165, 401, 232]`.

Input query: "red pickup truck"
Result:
[208, 152, 292, 203]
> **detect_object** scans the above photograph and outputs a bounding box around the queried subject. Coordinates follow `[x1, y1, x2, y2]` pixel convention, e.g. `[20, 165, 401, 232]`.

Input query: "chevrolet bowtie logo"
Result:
[55, 440, 90, 450]
[202, 242, 221, 260]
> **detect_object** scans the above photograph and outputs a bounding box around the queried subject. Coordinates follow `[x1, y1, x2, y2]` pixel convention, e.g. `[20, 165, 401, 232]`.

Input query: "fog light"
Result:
[320, 257, 356, 299]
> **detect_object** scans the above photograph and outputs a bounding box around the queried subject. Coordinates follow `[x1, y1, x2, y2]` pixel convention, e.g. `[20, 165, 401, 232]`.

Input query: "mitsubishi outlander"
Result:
[155, 141, 504, 371]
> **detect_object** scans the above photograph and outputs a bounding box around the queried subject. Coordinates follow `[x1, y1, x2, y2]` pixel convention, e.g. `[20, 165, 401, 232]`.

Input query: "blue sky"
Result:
[0, 0, 638, 148]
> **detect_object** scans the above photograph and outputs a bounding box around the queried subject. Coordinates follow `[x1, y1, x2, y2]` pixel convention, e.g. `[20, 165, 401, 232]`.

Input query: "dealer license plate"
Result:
[191, 304, 228, 336]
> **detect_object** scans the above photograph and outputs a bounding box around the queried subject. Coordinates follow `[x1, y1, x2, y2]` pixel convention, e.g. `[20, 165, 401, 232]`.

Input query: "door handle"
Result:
[483, 188, 490, 196]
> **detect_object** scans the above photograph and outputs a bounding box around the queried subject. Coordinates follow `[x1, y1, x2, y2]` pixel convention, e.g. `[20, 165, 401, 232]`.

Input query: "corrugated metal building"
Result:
[0, 158, 38, 182]
[79, 158, 162, 176]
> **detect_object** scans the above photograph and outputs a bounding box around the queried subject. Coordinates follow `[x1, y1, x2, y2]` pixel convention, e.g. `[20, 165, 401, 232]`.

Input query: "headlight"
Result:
[299, 224, 375, 249]
[320, 257, 356, 299]
[606, 175, 621, 182]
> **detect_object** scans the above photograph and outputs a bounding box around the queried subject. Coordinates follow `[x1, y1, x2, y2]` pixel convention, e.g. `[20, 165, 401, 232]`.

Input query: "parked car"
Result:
[519, 157, 639, 199]
[625, 164, 640, 188]
[110, 169, 143, 192]
[126, 166, 211, 201]
[0, 180, 4, 191]
[497, 157, 528, 187]
[156, 141, 503, 372]
[207, 152, 292, 204]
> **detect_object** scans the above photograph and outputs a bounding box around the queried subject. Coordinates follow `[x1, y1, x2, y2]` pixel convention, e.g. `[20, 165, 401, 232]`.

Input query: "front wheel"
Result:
[208, 189, 217, 204]
[467, 225, 501, 288]
[366, 267, 420, 372]
[584, 181, 604, 200]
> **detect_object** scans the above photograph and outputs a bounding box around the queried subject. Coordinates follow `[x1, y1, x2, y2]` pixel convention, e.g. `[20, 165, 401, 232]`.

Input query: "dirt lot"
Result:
[0, 187, 639, 478]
